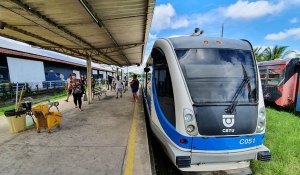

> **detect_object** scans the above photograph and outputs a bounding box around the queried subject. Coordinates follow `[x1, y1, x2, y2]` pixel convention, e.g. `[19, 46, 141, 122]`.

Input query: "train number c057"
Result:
[239, 138, 255, 144]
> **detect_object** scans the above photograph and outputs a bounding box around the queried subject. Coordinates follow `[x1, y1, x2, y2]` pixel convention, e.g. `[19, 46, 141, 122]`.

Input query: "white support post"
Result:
[87, 56, 92, 104]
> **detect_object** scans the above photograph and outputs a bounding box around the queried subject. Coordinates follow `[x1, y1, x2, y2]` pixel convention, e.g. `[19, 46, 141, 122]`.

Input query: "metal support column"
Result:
[127, 66, 129, 88]
[87, 57, 92, 104]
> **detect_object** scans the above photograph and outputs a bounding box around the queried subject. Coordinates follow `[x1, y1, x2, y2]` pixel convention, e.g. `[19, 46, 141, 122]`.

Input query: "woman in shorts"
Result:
[130, 74, 139, 103]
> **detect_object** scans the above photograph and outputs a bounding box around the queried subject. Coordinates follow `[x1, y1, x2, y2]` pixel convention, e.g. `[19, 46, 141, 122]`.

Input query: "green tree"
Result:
[263, 45, 295, 61]
[253, 46, 267, 62]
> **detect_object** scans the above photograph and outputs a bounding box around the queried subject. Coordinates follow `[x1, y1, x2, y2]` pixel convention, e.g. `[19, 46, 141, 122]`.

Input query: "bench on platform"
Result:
[92, 88, 107, 100]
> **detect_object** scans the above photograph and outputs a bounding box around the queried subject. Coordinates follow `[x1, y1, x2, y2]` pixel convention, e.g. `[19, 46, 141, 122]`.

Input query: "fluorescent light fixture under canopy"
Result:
[78, 0, 102, 28]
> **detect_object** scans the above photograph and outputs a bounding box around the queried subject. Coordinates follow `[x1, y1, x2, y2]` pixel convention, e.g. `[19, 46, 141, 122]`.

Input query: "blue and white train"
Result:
[142, 28, 271, 172]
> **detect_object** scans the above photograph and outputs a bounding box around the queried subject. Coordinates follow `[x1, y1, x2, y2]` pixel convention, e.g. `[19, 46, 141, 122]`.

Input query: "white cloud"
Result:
[189, 11, 220, 27]
[127, 55, 149, 74]
[223, 0, 285, 19]
[152, 3, 175, 31]
[171, 17, 189, 29]
[290, 17, 298, 23]
[151, 3, 189, 32]
[281, 0, 300, 6]
[265, 27, 300, 40]
[151, 1, 287, 33]
[149, 33, 156, 39]
[168, 35, 189, 38]
[286, 49, 300, 58]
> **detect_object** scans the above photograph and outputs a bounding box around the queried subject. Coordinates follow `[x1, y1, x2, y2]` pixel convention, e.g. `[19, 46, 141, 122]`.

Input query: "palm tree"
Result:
[263, 45, 295, 61]
[253, 46, 267, 62]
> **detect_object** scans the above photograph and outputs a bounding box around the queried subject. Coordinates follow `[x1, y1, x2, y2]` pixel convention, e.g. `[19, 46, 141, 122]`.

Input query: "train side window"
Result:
[152, 48, 176, 127]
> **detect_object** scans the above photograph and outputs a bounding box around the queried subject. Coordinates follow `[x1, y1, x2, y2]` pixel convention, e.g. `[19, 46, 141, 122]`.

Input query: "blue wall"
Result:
[0, 54, 9, 82]
[44, 62, 87, 81]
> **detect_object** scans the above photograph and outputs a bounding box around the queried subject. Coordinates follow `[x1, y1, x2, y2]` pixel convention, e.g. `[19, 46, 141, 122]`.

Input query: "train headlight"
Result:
[259, 110, 266, 120]
[183, 109, 198, 135]
[186, 125, 195, 133]
[256, 107, 266, 133]
[257, 122, 265, 132]
[184, 114, 193, 122]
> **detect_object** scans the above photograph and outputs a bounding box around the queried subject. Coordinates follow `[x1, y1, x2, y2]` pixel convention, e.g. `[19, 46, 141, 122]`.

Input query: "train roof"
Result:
[166, 36, 252, 50]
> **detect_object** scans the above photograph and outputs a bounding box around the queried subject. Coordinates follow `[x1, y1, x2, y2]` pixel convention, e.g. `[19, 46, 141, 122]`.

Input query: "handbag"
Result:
[83, 94, 88, 101]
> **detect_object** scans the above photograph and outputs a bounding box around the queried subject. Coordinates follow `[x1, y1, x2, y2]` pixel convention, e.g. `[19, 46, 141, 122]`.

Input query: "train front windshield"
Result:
[175, 49, 257, 104]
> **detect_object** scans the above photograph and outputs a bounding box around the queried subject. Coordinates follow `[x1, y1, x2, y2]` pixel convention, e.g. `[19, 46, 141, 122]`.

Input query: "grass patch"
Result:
[49, 91, 68, 100]
[251, 107, 300, 175]
[0, 91, 67, 116]
[0, 105, 17, 117]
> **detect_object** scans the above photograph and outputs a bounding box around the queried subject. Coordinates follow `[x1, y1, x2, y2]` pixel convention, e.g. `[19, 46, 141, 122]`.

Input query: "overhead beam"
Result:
[45, 43, 144, 56]
[3, 0, 121, 66]
[1, 1, 88, 48]
[98, 43, 144, 53]
[0, 22, 115, 65]
[78, 0, 131, 65]
[102, 14, 147, 21]
[0, 32, 114, 65]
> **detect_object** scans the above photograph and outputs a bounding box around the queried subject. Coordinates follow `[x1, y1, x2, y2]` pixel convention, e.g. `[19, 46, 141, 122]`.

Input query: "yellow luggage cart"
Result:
[31, 104, 61, 133]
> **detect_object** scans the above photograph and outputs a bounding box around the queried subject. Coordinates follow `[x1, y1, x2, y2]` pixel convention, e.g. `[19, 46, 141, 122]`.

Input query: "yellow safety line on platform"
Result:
[124, 102, 138, 175]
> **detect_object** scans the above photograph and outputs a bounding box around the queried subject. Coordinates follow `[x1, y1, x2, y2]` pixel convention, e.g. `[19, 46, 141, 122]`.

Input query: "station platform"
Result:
[0, 88, 152, 175]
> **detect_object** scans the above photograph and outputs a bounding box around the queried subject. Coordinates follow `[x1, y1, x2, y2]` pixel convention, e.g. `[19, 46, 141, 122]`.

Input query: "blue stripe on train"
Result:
[151, 73, 265, 151]
[297, 93, 300, 112]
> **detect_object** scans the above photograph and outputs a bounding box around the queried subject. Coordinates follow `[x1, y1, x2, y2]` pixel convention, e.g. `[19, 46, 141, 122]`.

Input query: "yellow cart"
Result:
[31, 104, 61, 133]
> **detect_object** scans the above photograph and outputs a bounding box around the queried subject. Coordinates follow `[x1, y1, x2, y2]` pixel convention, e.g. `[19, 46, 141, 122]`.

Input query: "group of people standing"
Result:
[109, 74, 139, 102]
[65, 73, 140, 111]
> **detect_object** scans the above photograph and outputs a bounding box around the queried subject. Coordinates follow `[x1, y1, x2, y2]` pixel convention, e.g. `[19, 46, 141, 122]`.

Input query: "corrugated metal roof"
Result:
[0, 0, 155, 66]
[0, 47, 115, 72]
[0, 38, 111, 70]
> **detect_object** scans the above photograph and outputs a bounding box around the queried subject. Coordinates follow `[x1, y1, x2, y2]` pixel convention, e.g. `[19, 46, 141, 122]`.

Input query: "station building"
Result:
[0, 38, 115, 87]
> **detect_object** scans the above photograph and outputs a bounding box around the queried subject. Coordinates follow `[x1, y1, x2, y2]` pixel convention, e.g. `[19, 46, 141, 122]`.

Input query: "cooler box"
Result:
[4, 110, 26, 133]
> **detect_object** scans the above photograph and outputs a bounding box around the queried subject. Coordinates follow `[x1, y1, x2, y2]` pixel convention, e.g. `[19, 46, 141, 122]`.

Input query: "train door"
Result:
[143, 62, 152, 115]
[151, 48, 176, 128]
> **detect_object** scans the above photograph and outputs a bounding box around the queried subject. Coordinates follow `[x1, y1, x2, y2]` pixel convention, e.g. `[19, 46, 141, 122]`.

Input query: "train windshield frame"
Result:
[175, 48, 257, 104]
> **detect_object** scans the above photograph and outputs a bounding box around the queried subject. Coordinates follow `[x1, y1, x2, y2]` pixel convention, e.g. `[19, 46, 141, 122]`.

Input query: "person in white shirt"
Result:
[114, 75, 123, 99]
[98, 78, 102, 88]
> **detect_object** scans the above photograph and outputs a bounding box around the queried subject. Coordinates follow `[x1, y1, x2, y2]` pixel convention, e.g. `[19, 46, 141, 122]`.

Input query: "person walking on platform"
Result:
[130, 74, 140, 103]
[108, 75, 113, 91]
[80, 74, 87, 93]
[70, 73, 84, 111]
[106, 76, 109, 89]
[91, 77, 96, 90]
[123, 76, 128, 92]
[65, 74, 72, 102]
[114, 75, 123, 99]
[98, 77, 102, 88]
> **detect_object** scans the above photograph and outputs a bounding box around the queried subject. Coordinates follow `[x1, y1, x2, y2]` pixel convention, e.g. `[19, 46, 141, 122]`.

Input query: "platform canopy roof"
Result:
[0, 0, 155, 66]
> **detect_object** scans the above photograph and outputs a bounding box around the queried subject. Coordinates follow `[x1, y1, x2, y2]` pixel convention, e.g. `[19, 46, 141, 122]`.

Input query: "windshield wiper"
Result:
[225, 64, 250, 114]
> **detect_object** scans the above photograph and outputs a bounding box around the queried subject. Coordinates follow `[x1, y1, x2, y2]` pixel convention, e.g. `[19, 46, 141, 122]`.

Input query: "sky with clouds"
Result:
[1, 0, 300, 74]
[130, 0, 300, 73]
[148, 0, 300, 50]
